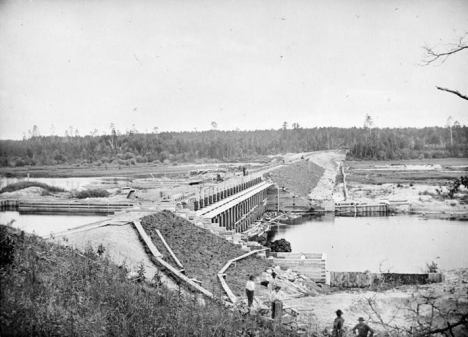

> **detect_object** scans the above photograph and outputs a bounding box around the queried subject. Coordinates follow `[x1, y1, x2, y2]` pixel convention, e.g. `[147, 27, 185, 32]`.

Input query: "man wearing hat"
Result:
[332, 309, 345, 337]
[270, 285, 284, 319]
[352, 317, 374, 337]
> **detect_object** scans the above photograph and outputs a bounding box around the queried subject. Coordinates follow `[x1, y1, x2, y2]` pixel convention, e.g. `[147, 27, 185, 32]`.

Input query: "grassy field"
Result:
[0, 225, 299, 337]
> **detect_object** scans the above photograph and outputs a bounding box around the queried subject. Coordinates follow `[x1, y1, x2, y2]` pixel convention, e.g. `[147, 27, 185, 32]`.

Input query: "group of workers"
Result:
[333, 309, 374, 336]
[245, 274, 375, 336]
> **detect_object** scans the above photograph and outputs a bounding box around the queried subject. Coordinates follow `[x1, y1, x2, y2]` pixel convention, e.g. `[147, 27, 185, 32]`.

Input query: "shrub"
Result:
[73, 189, 110, 199]
[0, 182, 66, 194]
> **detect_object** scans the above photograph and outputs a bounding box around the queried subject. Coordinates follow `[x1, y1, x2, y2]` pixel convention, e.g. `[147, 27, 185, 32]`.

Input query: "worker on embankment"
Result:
[270, 285, 284, 319]
[332, 309, 345, 337]
[352, 317, 374, 337]
[245, 275, 255, 310]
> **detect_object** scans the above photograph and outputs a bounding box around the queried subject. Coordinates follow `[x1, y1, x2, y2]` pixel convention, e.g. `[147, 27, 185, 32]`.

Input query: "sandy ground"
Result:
[53, 224, 159, 278]
[285, 268, 468, 334]
[306, 150, 346, 201]
[345, 182, 468, 213]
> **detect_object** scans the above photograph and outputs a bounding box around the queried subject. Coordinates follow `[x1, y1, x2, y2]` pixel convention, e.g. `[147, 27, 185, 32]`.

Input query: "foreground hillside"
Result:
[0, 225, 296, 337]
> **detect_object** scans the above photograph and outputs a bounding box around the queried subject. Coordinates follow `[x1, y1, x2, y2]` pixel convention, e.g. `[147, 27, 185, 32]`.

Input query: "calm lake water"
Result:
[267, 215, 468, 273]
[0, 211, 108, 237]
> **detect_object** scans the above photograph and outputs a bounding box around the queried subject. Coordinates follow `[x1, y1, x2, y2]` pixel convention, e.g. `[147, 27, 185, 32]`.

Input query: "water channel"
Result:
[0, 176, 124, 236]
[267, 215, 468, 273]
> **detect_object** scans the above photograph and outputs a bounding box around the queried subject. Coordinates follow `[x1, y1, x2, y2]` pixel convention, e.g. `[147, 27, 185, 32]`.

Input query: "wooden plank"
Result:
[155, 229, 184, 269]
[273, 261, 327, 267]
[133, 220, 162, 258]
[218, 274, 238, 303]
[155, 255, 215, 299]
[132, 221, 225, 302]
[217, 249, 267, 303]
[219, 261, 232, 275]
[275, 252, 324, 259]
[230, 248, 268, 262]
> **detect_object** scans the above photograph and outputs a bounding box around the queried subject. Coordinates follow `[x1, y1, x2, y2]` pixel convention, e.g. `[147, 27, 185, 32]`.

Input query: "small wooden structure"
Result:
[16, 201, 133, 214]
[270, 252, 327, 283]
[334, 201, 388, 216]
[330, 271, 445, 287]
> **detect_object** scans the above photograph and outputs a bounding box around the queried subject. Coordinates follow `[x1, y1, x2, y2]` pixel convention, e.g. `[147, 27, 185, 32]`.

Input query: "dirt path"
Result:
[306, 150, 346, 201]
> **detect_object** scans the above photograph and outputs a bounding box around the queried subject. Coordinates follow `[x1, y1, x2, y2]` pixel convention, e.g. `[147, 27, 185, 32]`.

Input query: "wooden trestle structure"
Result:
[195, 181, 273, 232]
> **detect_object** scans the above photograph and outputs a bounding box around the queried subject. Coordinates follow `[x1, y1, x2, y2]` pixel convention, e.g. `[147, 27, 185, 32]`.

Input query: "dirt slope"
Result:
[141, 211, 270, 296]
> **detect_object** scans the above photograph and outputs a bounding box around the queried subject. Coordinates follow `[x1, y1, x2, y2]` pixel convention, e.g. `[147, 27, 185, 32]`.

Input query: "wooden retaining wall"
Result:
[330, 271, 444, 288]
[16, 201, 134, 214]
[0, 199, 18, 211]
[334, 202, 388, 216]
[270, 252, 327, 283]
[266, 187, 312, 213]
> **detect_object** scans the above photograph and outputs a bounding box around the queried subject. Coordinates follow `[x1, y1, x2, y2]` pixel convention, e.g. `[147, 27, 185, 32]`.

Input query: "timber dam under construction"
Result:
[2, 149, 460, 333]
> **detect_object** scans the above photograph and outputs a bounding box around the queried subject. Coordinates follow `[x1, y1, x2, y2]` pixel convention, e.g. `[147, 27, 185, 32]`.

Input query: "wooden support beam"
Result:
[132, 221, 220, 301]
[132, 220, 163, 258]
[218, 274, 238, 303]
[156, 229, 184, 269]
[217, 249, 268, 303]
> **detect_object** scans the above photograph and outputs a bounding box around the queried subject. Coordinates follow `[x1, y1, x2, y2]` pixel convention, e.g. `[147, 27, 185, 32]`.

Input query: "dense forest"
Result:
[0, 123, 467, 167]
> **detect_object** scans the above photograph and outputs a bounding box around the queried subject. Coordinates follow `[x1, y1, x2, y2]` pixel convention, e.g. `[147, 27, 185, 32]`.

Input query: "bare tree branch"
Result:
[426, 312, 468, 335]
[422, 33, 468, 65]
[423, 45, 468, 65]
[436, 86, 468, 101]
[422, 34, 468, 102]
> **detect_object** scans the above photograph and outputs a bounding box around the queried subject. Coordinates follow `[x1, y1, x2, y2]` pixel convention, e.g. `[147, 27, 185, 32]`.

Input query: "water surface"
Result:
[0, 211, 107, 237]
[268, 215, 468, 273]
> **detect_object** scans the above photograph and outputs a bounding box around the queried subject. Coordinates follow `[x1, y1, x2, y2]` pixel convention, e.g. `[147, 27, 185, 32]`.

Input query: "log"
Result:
[155, 229, 184, 269]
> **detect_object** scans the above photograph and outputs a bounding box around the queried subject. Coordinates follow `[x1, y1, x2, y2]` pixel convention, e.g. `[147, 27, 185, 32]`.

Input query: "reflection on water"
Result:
[267, 215, 468, 273]
[0, 211, 107, 237]
[0, 177, 131, 190]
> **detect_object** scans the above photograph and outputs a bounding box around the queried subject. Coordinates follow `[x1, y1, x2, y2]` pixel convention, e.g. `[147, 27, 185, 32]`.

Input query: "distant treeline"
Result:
[0, 126, 467, 167]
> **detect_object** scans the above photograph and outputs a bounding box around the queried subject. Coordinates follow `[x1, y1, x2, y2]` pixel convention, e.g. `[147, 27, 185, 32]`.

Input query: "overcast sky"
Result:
[0, 0, 467, 140]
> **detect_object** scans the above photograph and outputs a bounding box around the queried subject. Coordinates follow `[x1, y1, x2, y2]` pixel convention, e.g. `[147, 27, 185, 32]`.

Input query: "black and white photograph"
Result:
[1, 0, 467, 336]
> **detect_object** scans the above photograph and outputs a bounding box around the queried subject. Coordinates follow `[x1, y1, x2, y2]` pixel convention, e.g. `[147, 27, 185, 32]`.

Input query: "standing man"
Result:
[332, 309, 345, 337]
[352, 317, 374, 337]
[245, 275, 255, 309]
[270, 285, 284, 319]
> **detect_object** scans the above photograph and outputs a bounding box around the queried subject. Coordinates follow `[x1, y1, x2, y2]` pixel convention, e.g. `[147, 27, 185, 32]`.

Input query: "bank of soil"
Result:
[268, 160, 324, 199]
[141, 211, 270, 297]
[267, 150, 346, 201]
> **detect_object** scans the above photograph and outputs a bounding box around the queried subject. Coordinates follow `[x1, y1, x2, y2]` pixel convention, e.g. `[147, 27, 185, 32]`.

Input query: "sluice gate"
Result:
[195, 181, 273, 232]
[334, 202, 389, 216]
